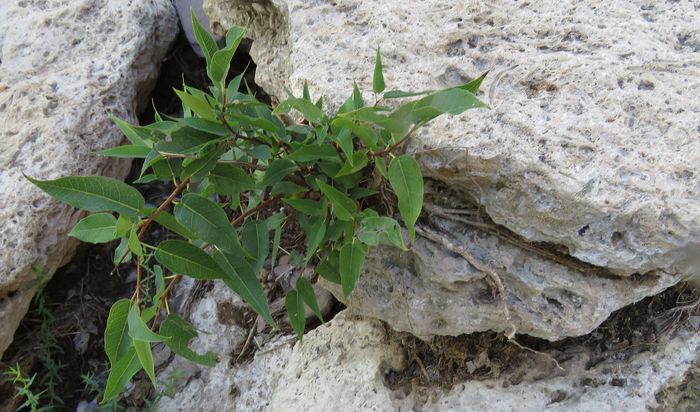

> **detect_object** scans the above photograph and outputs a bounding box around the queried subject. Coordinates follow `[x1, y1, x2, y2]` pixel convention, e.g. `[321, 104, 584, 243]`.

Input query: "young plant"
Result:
[27, 12, 487, 403]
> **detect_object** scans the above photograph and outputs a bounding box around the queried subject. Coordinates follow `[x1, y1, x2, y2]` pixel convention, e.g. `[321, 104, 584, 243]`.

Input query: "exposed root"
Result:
[415, 225, 515, 339]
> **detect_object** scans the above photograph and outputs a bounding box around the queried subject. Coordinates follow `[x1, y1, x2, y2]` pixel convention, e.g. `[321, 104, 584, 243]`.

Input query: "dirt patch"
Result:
[385, 283, 699, 392]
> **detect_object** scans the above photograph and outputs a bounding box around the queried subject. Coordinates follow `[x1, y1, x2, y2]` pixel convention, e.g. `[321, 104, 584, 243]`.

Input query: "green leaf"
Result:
[212, 250, 276, 327]
[181, 145, 225, 181]
[274, 97, 324, 124]
[127, 305, 167, 343]
[127, 227, 143, 257]
[285, 290, 305, 340]
[358, 216, 406, 250]
[334, 128, 354, 161]
[174, 193, 241, 253]
[27, 175, 145, 217]
[339, 241, 368, 298]
[109, 115, 155, 147]
[459, 71, 488, 94]
[335, 151, 368, 177]
[97, 145, 151, 158]
[104, 299, 132, 365]
[283, 198, 327, 217]
[373, 48, 385, 94]
[102, 348, 141, 404]
[155, 126, 222, 154]
[207, 26, 245, 84]
[269, 216, 283, 271]
[139, 208, 196, 239]
[388, 155, 424, 241]
[383, 89, 432, 99]
[271, 181, 306, 196]
[352, 83, 364, 108]
[260, 159, 298, 188]
[69, 213, 118, 243]
[113, 237, 131, 265]
[374, 157, 388, 179]
[115, 214, 131, 238]
[155, 240, 226, 280]
[133, 339, 156, 385]
[317, 250, 341, 284]
[296, 277, 323, 323]
[174, 89, 217, 121]
[285, 144, 339, 162]
[316, 180, 356, 221]
[209, 164, 255, 196]
[190, 9, 218, 63]
[302, 217, 326, 262]
[159, 314, 216, 366]
[241, 220, 269, 272]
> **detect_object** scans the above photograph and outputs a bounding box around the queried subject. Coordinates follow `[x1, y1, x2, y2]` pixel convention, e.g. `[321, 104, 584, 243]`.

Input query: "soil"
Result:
[384, 283, 700, 392]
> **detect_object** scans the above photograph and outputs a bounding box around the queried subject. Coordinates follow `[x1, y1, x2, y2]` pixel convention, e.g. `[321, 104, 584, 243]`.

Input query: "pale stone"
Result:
[0, 0, 178, 357]
[203, 0, 699, 339]
[204, 0, 700, 276]
[160, 309, 700, 411]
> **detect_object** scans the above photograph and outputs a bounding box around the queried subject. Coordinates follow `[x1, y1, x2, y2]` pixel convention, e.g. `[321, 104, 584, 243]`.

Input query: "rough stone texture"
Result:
[204, 0, 700, 276]
[323, 214, 679, 340]
[0, 0, 177, 357]
[160, 306, 700, 411]
[204, 0, 699, 339]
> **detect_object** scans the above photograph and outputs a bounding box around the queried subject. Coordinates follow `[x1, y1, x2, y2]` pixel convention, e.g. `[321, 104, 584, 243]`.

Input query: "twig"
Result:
[150, 275, 182, 330]
[373, 124, 420, 156]
[415, 225, 515, 339]
[112, 177, 191, 272]
[230, 195, 281, 227]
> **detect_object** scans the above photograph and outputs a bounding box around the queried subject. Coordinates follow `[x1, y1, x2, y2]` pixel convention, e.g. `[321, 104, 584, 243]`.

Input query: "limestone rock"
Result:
[323, 215, 679, 340]
[204, 0, 699, 339]
[159, 307, 700, 411]
[204, 0, 700, 276]
[0, 0, 178, 357]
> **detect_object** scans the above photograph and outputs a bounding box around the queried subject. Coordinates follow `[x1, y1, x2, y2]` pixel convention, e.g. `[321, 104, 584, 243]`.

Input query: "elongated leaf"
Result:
[139, 208, 196, 240]
[285, 290, 305, 340]
[302, 217, 326, 262]
[274, 97, 323, 124]
[286, 144, 339, 162]
[209, 164, 255, 196]
[181, 145, 225, 181]
[127, 305, 167, 343]
[102, 348, 141, 403]
[104, 299, 132, 364]
[155, 240, 226, 280]
[113, 236, 131, 265]
[27, 175, 145, 217]
[190, 9, 218, 63]
[339, 242, 368, 298]
[316, 180, 356, 221]
[109, 115, 155, 147]
[207, 26, 245, 84]
[115, 214, 131, 238]
[283, 198, 326, 217]
[317, 250, 341, 284]
[296, 277, 323, 322]
[174, 194, 241, 253]
[373, 48, 385, 94]
[388, 155, 423, 241]
[241, 220, 269, 272]
[358, 216, 406, 250]
[155, 127, 222, 154]
[261, 159, 298, 188]
[159, 314, 216, 366]
[133, 339, 156, 385]
[127, 227, 143, 257]
[352, 83, 364, 108]
[335, 151, 368, 177]
[97, 145, 151, 158]
[212, 250, 276, 327]
[383, 89, 432, 99]
[334, 128, 354, 161]
[69, 213, 118, 243]
[459, 71, 488, 94]
[175, 89, 217, 121]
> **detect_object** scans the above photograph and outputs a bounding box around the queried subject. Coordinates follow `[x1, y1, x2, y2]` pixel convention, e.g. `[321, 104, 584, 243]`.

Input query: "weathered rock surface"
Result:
[0, 0, 177, 357]
[204, 0, 699, 339]
[159, 301, 700, 411]
[323, 214, 679, 340]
